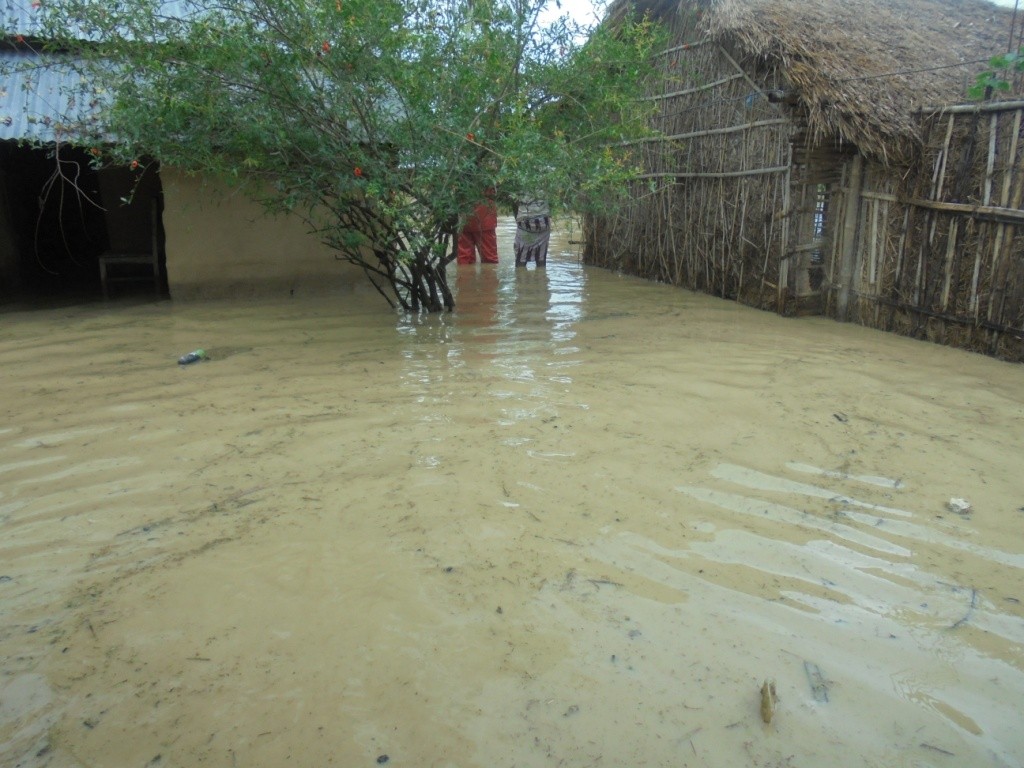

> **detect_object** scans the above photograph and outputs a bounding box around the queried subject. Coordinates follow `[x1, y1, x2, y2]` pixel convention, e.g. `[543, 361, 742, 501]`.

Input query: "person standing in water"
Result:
[513, 197, 551, 268]
[457, 188, 499, 265]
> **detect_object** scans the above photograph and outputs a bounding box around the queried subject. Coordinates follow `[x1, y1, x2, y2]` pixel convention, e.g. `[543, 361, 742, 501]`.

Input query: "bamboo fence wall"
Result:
[587, 12, 796, 312]
[841, 101, 1024, 359]
[588, 20, 1024, 360]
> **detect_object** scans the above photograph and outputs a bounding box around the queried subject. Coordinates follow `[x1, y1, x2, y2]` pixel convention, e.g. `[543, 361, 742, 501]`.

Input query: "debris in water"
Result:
[804, 661, 829, 703]
[376, 756, 389, 764]
[177, 349, 207, 366]
[950, 587, 979, 630]
[946, 497, 972, 515]
[759, 680, 777, 724]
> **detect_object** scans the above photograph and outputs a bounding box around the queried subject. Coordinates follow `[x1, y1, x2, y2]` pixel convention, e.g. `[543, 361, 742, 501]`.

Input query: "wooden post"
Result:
[778, 143, 793, 312]
[985, 108, 1022, 322]
[940, 219, 959, 311]
[836, 154, 865, 321]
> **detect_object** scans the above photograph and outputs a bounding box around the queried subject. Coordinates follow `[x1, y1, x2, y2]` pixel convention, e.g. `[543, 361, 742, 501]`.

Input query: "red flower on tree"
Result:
[354, 167, 363, 177]
[130, 159, 139, 170]
[321, 41, 330, 54]
[466, 133, 474, 141]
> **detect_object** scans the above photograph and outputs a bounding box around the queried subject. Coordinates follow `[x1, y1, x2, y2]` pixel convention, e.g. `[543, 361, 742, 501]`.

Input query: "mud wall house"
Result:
[591, 0, 1024, 360]
[0, 3, 362, 303]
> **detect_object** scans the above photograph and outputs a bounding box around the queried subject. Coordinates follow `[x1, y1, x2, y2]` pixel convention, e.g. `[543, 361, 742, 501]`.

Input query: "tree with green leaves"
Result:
[35, 0, 663, 311]
[969, 48, 1024, 100]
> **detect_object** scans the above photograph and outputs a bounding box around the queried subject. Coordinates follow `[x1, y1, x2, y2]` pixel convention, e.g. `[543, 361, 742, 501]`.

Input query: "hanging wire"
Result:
[834, 59, 992, 83]
[1008, 0, 1020, 55]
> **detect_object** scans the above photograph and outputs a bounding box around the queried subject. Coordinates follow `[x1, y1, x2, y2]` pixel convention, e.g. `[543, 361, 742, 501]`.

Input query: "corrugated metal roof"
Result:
[0, 50, 107, 143]
[2, 0, 195, 37]
[2, 0, 45, 37]
[1, 0, 196, 144]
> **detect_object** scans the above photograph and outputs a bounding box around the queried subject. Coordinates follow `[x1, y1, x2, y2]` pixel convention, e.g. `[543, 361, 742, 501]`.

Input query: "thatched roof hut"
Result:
[610, 0, 1020, 163]
[591, 0, 1024, 359]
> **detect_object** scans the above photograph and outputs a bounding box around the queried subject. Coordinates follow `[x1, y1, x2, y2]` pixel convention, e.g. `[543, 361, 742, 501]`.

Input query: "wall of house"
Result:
[583, 19, 795, 312]
[823, 105, 1024, 360]
[161, 169, 364, 300]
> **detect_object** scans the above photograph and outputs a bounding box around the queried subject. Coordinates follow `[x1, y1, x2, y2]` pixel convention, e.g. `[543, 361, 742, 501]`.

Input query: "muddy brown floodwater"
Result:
[2, 216, 1023, 768]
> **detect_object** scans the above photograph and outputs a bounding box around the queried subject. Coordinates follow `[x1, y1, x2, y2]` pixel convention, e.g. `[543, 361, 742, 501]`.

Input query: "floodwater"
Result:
[2, 217, 1023, 768]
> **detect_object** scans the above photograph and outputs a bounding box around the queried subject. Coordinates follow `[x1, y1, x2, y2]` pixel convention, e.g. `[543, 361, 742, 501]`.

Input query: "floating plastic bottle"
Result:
[178, 349, 207, 365]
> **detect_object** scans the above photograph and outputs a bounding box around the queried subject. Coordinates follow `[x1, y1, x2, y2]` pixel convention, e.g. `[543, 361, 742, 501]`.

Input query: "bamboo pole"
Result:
[678, 181, 689, 286]
[719, 178, 727, 297]
[642, 73, 744, 101]
[936, 114, 956, 200]
[903, 198, 1024, 225]
[717, 45, 781, 110]
[837, 155, 865, 321]
[941, 219, 959, 311]
[619, 119, 789, 146]
[876, 196, 891, 325]
[921, 99, 1024, 115]
[970, 230, 986, 316]
[668, 185, 680, 285]
[859, 191, 899, 202]
[825, 162, 849, 314]
[655, 39, 713, 57]
[970, 113, 999, 315]
[912, 237, 925, 306]
[778, 143, 793, 312]
[887, 207, 911, 328]
[914, 118, 955, 308]
[988, 150, 1024, 327]
[986, 108, 1022, 322]
[794, 177, 810, 297]
[660, 187, 671, 281]
[636, 165, 789, 180]
[1000, 109, 1021, 206]
[983, 113, 998, 205]
[738, 179, 748, 298]
[869, 199, 879, 286]
[860, 191, 1024, 225]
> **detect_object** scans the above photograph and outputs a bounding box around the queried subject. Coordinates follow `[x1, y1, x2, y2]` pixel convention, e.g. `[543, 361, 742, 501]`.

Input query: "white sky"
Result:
[538, 0, 606, 27]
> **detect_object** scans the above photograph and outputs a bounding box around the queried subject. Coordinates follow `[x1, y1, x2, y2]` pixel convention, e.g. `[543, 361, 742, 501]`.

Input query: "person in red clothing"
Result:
[456, 189, 499, 264]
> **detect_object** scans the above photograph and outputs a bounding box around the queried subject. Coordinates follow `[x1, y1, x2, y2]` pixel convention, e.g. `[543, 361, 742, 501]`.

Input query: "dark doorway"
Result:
[0, 143, 166, 304]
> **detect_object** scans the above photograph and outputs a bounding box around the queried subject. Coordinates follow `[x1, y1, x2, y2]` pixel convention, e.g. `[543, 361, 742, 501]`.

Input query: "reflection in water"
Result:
[1, 216, 1024, 767]
[451, 221, 584, 364]
[401, 218, 586, 422]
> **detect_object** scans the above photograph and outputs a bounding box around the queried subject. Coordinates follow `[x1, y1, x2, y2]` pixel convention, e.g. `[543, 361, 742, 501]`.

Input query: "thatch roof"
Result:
[610, 0, 1019, 163]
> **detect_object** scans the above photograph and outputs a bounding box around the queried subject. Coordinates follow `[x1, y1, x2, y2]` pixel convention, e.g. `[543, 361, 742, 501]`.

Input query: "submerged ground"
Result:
[1, 219, 1023, 767]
